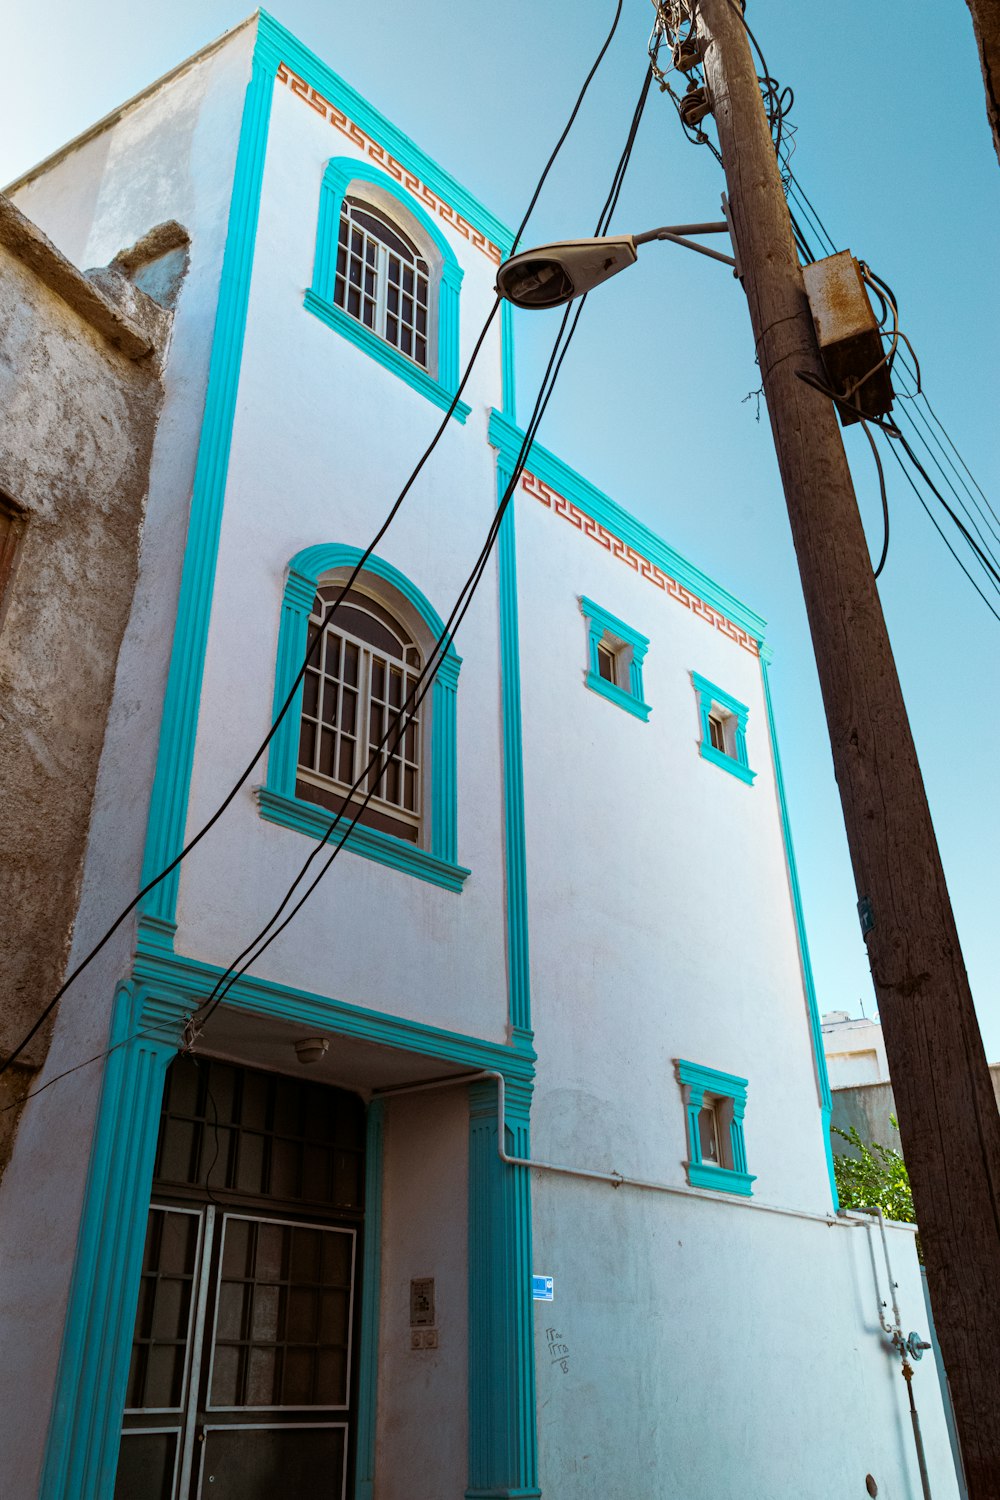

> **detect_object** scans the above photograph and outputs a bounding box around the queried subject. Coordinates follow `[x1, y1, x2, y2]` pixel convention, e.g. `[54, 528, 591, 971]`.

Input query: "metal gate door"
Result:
[113, 1056, 365, 1500]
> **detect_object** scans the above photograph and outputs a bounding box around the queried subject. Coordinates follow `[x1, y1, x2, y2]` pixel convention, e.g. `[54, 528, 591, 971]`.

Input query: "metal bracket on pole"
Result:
[721, 191, 742, 283]
[634, 207, 740, 275]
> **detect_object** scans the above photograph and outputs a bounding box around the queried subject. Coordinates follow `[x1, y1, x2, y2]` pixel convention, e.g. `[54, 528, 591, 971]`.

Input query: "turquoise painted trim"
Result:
[258, 11, 513, 257]
[495, 460, 533, 1046]
[691, 670, 757, 785]
[39, 984, 189, 1500]
[500, 299, 517, 422]
[354, 1099, 384, 1500]
[304, 291, 471, 422]
[759, 646, 839, 1210]
[256, 787, 470, 891]
[580, 595, 651, 721]
[138, 50, 276, 932]
[675, 1057, 756, 1197]
[309, 157, 466, 410]
[132, 943, 537, 1082]
[265, 543, 464, 883]
[467, 1080, 540, 1500]
[687, 1162, 756, 1196]
[488, 408, 767, 645]
[585, 672, 652, 721]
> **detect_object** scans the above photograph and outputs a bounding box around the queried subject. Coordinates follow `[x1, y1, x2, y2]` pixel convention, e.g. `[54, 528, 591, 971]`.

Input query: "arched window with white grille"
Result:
[297, 586, 423, 843]
[333, 199, 430, 370]
[307, 160, 468, 420]
[261, 545, 468, 892]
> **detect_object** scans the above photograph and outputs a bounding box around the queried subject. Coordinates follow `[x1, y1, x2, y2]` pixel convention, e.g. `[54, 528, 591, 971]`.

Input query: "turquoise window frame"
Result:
[691, 670, 756, 784]
[305, 158, 470, 422]
[580, 596, 651, 722]
[675, 1059, 756, 1196]
[259, 543, 469, 893]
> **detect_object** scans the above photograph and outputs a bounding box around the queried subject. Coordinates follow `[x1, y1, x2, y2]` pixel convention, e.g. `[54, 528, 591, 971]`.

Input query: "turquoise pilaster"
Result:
[39, 985, 186, 1499]
[467, 1080, 540, 1500]
[354, 1099, 384, 1500]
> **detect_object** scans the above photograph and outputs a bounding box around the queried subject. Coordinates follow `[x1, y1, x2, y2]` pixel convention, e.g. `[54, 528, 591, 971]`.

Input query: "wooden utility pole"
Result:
[694, 1, 1000, 1491]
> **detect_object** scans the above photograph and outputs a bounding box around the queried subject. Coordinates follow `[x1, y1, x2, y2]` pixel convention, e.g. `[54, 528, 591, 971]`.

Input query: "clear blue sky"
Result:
[4, 2, 998, 1054]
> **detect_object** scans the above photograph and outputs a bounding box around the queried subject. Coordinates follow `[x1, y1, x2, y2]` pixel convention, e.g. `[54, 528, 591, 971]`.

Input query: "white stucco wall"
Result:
[0, 29, 253, 1497]
[174, 75, 511, 1042]
[531, 1174, 957, 1498]
[517, 484, 833, 1213]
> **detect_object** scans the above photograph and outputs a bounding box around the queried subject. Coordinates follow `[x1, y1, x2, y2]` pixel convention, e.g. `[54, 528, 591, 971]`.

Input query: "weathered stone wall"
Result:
[0, 195, 183, 1158]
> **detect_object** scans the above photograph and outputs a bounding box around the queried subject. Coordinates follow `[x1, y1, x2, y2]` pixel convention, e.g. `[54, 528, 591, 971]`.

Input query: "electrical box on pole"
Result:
[802, 251, 894, 425]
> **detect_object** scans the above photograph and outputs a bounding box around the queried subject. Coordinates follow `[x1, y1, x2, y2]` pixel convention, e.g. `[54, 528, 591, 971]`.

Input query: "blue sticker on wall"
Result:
[532, 1275, 554, 1301]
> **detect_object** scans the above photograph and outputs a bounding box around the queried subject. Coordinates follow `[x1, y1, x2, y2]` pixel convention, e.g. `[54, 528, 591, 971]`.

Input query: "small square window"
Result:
[675, 1059, 756, 1197]
[580, 597, 651, 722]
[691, 672, 756, 786]
[596, 642, 618, 686]
[697, 1100, 723, 1166]
[707, 711, 728, 756]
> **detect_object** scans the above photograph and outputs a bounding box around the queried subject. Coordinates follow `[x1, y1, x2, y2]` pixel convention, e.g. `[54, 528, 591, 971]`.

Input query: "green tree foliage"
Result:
[831, 1119, 916, 1229]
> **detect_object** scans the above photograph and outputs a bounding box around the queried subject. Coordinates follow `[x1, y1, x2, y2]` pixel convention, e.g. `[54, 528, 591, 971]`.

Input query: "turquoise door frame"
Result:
[37, 954, 541, 1500]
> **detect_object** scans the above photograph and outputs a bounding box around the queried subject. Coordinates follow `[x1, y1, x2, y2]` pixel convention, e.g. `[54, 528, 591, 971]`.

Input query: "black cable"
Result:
[191, 66, 655, 1037]
[882, 438, 1000, 625]
[860, 420, 891, 579]
[0, 0, 626, 1085]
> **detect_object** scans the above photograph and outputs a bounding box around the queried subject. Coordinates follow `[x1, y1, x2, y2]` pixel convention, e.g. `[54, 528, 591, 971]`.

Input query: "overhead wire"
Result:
[0, 0, 627, 1086]
[649, 0, 1000, 614]
[6, 47, 653, 1113]
[189, 63, 656, 1040]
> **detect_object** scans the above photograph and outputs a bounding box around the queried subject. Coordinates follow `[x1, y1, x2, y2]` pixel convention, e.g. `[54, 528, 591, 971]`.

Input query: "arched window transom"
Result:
[334, 198, 430, 370]
[298, 586, 423, 842]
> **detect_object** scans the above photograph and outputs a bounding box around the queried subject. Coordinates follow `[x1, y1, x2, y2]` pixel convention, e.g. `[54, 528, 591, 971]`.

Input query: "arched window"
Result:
[306, 159, 469, 422]
[298, 584, 423, 842]
[260, 545, 468, 892]
[334, 199, 430, 370]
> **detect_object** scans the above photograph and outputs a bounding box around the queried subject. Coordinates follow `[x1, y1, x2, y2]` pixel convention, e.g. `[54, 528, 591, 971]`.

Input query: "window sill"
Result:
[699, 741, 756, 784]
[686, 1162, 756, 1197]
[304, 290, 471, 423]
[585, 671, 651, 722]
[256, 786, 471, 893]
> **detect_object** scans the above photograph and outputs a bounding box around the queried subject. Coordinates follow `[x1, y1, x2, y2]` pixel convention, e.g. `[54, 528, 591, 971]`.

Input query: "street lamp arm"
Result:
[633, 221, 730, 240]
[634, 226, 736, 269]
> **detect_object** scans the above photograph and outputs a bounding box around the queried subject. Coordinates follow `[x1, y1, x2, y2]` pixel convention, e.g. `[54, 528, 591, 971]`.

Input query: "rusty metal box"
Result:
[802, 250, 894, 426]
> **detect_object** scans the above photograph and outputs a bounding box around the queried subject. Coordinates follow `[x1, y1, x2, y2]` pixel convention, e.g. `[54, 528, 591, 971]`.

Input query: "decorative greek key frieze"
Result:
[521, 471, 760, 657]
[277, 65, 502, 264]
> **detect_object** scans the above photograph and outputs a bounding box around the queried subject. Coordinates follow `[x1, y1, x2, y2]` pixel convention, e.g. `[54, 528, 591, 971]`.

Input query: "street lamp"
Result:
[495, 213, 737, 309]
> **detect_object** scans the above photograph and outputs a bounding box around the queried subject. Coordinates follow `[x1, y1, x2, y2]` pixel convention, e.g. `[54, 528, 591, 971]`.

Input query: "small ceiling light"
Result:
[295, 1036, 330, 1065]
[496, 236, 638, 310]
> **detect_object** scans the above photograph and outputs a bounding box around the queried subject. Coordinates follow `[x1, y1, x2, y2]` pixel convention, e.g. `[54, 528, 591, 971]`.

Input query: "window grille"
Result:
[298, 586, 422, 843]
[334, 197, 430, 369]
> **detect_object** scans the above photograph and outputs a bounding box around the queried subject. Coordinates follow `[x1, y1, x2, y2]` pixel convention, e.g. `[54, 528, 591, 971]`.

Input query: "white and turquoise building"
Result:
[0, 13, 963, 1498]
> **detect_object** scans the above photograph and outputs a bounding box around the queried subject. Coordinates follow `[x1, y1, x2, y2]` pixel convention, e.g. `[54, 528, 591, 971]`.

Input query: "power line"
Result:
[190, 64, 655, 1039]
[0, 0, 626, 1086]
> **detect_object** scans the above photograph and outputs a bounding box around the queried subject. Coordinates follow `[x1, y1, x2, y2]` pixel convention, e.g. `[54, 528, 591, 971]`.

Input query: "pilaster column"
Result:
[466, 1078, 540, 1500]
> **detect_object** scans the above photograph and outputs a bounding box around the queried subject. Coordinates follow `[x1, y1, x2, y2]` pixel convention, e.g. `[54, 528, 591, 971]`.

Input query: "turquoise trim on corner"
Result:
[138, 48, 276, 934]
[39, 984, 189, 1500]
[675, 1058, 756, 1198]
[690, 671, 756, 785]
[354, 1098, 384, 1500]
[265, 543, 466, 887]
[580, 595, 651, 721]
[759, 646, 839, 1210]
[467, 1079, 540, 1500]
[258, 11, 513, 258]
[494, 467, 532, 1047]
[306, 158, 469, 420]
[488, 409, 767, 644]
